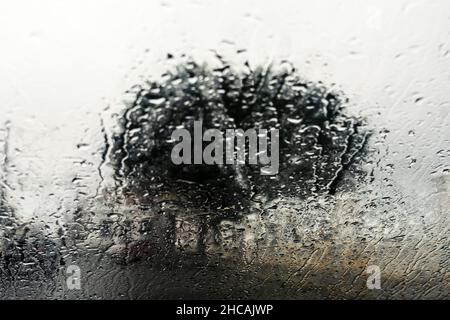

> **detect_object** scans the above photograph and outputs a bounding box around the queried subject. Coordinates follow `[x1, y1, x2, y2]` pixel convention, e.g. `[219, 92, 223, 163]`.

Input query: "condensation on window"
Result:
[0, 0, 449, 299]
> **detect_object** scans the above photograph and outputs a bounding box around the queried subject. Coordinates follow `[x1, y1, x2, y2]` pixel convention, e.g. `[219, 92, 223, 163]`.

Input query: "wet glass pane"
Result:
[0, 0, 449, 299]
